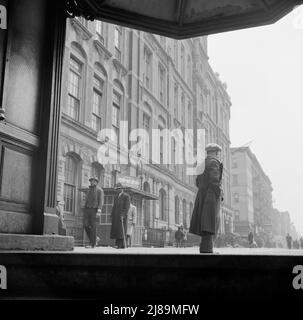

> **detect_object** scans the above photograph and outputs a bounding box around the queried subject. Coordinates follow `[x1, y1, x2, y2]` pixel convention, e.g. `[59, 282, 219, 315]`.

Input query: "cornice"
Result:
[93, 38, 112, 61]
[112, 58, 128, 78]
[70, 18, 93, 41]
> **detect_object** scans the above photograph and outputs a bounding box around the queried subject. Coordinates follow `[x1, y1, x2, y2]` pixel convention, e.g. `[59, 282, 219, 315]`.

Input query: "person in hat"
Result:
[126, 198, 137, 247]
[84, 176, 104, 248]
[56, 200, 67, 236]
[110, 183, 131, 249]
[189, 143, 224, 253]
[248, 230, 254, 248]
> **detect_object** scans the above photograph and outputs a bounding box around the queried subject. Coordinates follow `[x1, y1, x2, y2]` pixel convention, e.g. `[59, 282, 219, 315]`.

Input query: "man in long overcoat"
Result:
[84, 176, 104, 248]
[189, 143, 223, 253]
[110, 183, 131, 249]
[286, 233, 292, 249]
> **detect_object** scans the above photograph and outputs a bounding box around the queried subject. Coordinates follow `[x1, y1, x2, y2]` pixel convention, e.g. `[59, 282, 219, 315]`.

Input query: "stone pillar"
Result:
[37, 0, 67, 235]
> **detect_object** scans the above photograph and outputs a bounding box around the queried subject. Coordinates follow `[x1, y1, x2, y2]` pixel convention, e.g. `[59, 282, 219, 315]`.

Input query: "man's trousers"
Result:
[200, 232, 214, 253]
[84, 208, 97, 247]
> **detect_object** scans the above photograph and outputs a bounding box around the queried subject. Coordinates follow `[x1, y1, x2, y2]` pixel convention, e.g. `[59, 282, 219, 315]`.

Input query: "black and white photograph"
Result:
[1, 0, 303, 316]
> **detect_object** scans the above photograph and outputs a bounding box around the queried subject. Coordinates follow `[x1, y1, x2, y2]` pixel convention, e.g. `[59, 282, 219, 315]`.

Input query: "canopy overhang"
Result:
[66, 0, 303, 39]
[79, 187, 159, 200]
[104, 187, 159, 200]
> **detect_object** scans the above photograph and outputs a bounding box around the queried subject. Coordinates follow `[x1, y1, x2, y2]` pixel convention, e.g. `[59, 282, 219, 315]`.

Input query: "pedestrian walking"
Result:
[56, 200, 67, 236]
[110, 183, 131, 249]
[293, 239, 300, 249]
[180, 225, 187, 247]
[175, 227, 183, 247]
[126, 200, 137, 247]
[248, 230, 254, 248]
[84, 177, 104, 248]
[189, 143, 223, 253]
[286, 233, 292, 249]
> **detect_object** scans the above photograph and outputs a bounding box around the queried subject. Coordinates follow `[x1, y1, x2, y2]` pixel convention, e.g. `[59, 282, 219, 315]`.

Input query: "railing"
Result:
[142, 227, 167, 247]
[130, 226, 142, 246]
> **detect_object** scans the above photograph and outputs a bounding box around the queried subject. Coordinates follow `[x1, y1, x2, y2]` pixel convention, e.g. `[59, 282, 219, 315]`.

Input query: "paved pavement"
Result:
[74, 246, 303, 255]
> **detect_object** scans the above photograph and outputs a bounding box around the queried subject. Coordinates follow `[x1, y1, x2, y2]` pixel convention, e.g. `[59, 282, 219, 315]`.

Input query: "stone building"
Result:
[57, 17, 232, 244]
[231, 147, 273, 243]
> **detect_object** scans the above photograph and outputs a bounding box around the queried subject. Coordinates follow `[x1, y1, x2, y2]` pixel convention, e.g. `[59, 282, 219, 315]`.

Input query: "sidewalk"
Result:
[74, 246, 303, 255]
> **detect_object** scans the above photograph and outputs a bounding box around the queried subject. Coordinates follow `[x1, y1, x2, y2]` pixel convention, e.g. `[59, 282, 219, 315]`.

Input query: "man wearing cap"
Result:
[189, 143, 224, 253]
[110, 183, 131, 249]
[84, 176, 104, 248]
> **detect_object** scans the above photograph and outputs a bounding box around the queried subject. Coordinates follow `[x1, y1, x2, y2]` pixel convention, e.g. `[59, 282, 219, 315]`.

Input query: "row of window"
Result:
[67, 55, 123, 140]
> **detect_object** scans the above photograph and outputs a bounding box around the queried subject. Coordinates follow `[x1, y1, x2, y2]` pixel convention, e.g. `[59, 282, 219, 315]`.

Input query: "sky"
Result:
[208, 5, 303, 236]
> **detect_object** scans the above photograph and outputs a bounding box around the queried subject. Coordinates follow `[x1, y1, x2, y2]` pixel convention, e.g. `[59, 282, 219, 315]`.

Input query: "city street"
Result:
[75, 246, 303, 256]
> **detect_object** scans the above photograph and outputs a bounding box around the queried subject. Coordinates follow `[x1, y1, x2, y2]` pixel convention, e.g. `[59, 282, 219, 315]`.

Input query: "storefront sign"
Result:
[117, 175, 141, 189]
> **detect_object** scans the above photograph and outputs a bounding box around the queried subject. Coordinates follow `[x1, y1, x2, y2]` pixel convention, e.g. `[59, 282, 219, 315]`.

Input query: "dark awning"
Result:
[79, 187, 159, 200]
[103, 187, 159, 200]
[66, 0, 303, 39]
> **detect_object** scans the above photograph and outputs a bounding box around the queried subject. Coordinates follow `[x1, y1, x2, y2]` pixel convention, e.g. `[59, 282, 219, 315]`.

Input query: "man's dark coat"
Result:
[189, 156, 223, 236]
[110, 191, 131, 240]
[85, 185, 104, 209]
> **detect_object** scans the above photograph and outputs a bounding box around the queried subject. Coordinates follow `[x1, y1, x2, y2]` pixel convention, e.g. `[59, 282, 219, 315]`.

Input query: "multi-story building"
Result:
[57, 17, 232, 244]
[231, 147, 273, 242]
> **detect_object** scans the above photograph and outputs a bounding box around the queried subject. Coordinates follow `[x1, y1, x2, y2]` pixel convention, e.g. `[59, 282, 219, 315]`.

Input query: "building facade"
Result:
[231, 147, 273, 243]
[57, 18, 232, 244]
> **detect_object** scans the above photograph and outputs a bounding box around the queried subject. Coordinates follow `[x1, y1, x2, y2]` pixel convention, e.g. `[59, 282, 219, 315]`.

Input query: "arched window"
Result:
[92, 63, 107, 132]
[175, 196, 180, 224]
[112, 81, 124, 145]
[68, 57, 82, 121]
[159, 188, 167, 221]
[92, 75, 103, 132]
[114, 25, 122, 62]
[67, 43, 86, 121]
[64, 154, 79, 214]
[182, 199, 187, 228]
[91, 162, 105, 187]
